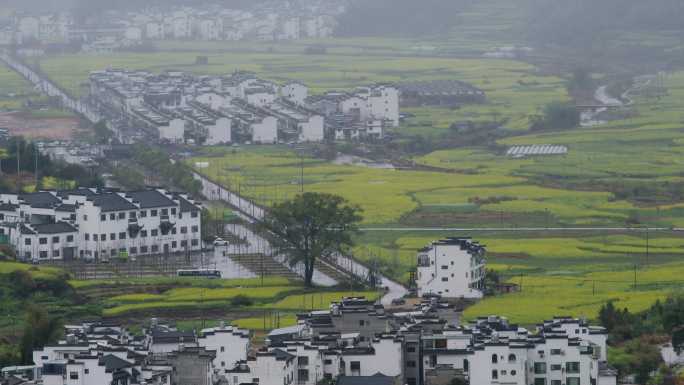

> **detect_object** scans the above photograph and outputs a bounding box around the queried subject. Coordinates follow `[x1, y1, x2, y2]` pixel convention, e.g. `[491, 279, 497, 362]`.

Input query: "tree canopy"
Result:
[262, 193, 362, 287]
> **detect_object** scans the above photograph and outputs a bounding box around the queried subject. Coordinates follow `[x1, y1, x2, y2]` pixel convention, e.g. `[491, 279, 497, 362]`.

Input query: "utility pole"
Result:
[646, 228, 650, 266]
[633, 264, 637, 290]
[34, 147, 38, 187]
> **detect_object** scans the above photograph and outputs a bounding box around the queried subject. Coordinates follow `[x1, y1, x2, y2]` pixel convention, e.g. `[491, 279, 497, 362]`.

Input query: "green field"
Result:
[0, 63, 36, 110]
[28, 32, 684, 325]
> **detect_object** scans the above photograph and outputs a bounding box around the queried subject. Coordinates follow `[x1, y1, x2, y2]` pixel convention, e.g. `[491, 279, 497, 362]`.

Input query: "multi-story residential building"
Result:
[415, 238, 486, 299]
[5, 299, 618, 385]
[0, 188, 202, 262]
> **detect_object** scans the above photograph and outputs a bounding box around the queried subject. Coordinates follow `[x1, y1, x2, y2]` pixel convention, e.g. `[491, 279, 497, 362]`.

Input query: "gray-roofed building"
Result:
[1, 188, 202, 263]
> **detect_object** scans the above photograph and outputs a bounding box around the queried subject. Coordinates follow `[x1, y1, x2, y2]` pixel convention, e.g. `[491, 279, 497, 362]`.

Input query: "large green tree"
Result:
[262, 193, 362, 287]
[20, 306, 62, 364]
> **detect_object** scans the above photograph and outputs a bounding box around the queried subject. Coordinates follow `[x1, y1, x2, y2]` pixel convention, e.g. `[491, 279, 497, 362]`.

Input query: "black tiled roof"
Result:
[55, 204, 77, 212]
[177, 195, 199, 213]
[19, 192, 61, 208]
[90, 193, 137, 212]
[127, 190, 176, 209]
[99, 354, 133, 371]
[32, 222, 77, 234]
[0, 202, 19, 211]
[57, 188, 97, 198]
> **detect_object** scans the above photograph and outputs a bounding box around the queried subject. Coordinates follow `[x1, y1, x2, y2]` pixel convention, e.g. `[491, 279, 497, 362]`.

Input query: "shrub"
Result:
[231, 295, 254, 307]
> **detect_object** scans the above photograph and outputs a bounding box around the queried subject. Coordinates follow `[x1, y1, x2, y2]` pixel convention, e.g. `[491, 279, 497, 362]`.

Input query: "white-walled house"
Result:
[415, 238, 486, 299]
[159, 118, 186, 143]
[198, 324, 250, 372]
[252, 116, 278, 143]
[0, 188, 203, 262]
[205, 117, 232, 145]
[226, 349, 297, 385]
[282, 82, 308, 106]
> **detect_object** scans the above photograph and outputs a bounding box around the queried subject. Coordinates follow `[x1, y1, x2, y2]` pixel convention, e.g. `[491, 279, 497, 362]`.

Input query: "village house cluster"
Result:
[0, 1, 347, 52]
[0, 188, 202, 263]
[88, 69, 399, 144]
[0, 297, 617, 385]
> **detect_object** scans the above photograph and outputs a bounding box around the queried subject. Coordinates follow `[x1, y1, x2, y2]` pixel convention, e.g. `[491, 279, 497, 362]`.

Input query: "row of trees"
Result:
[598, 295, 684, 384]
[0, 137, 104, 193]
[129, 144, 202, 196]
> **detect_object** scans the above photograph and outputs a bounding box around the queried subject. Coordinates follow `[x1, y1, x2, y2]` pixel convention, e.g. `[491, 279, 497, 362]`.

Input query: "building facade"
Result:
[0, 188, 202, 262]
[416, 238, 486, 299]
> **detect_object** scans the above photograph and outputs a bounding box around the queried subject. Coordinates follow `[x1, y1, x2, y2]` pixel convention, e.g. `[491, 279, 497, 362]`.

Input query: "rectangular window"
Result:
[191, 211, 198, 218]
[69, 372, 78, 380]
[441, 277, 448, 282]
[129, 211, 136, 219]
[141, 246, 148, 253]
[162, 208, 169, 216]
[110, 213, 115, 220]
[151, 210, 158, 217]
[534, 362, 547, 374]
[151, 229, 158, 236]
[171, 208, 177, 215]
[110, 233, 116, 240]
[407, 346, 416, 353]
[118, 212, 125, 219]
[441, 265, 448, 270]
[551, 381, 561, 385]
[151, 245, 159, 252]
[140, 211, 147, 218]
[191, 225, 199, 233]
[191, 239, 199, 246]
[350, 361, 360, 371]
[550, 364, 562, 371]
[566, 362, 580, 374]
[67, 235, 74, 242]
[53, 250, 60, 257]
[52, 236, 59, 243]
[298, 369, 309, 383]
[172, 241, 177, 249]
[298, 357, 309, 365]
[407, 361, 416, 368]
[435, 339, 447, 349]
[324, 359, 332, 365]
[181, 226, 188, 234]
[101, 234, 106, 241]
[25, 238, 31, 245]
[85, 234, 90, 241]
[101, 214, 106, 221]
[534, 379, 546, 385]
[39, 237, 47, 245]
[550, 349, 561, 355]
[119, 232, 126, 240]
[566, 378, 580, 385]
[181, 240, 187, 247]
[141, 230, 147, 237]
[40, 251, 48, 259]
[130, 247, 137, 254]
